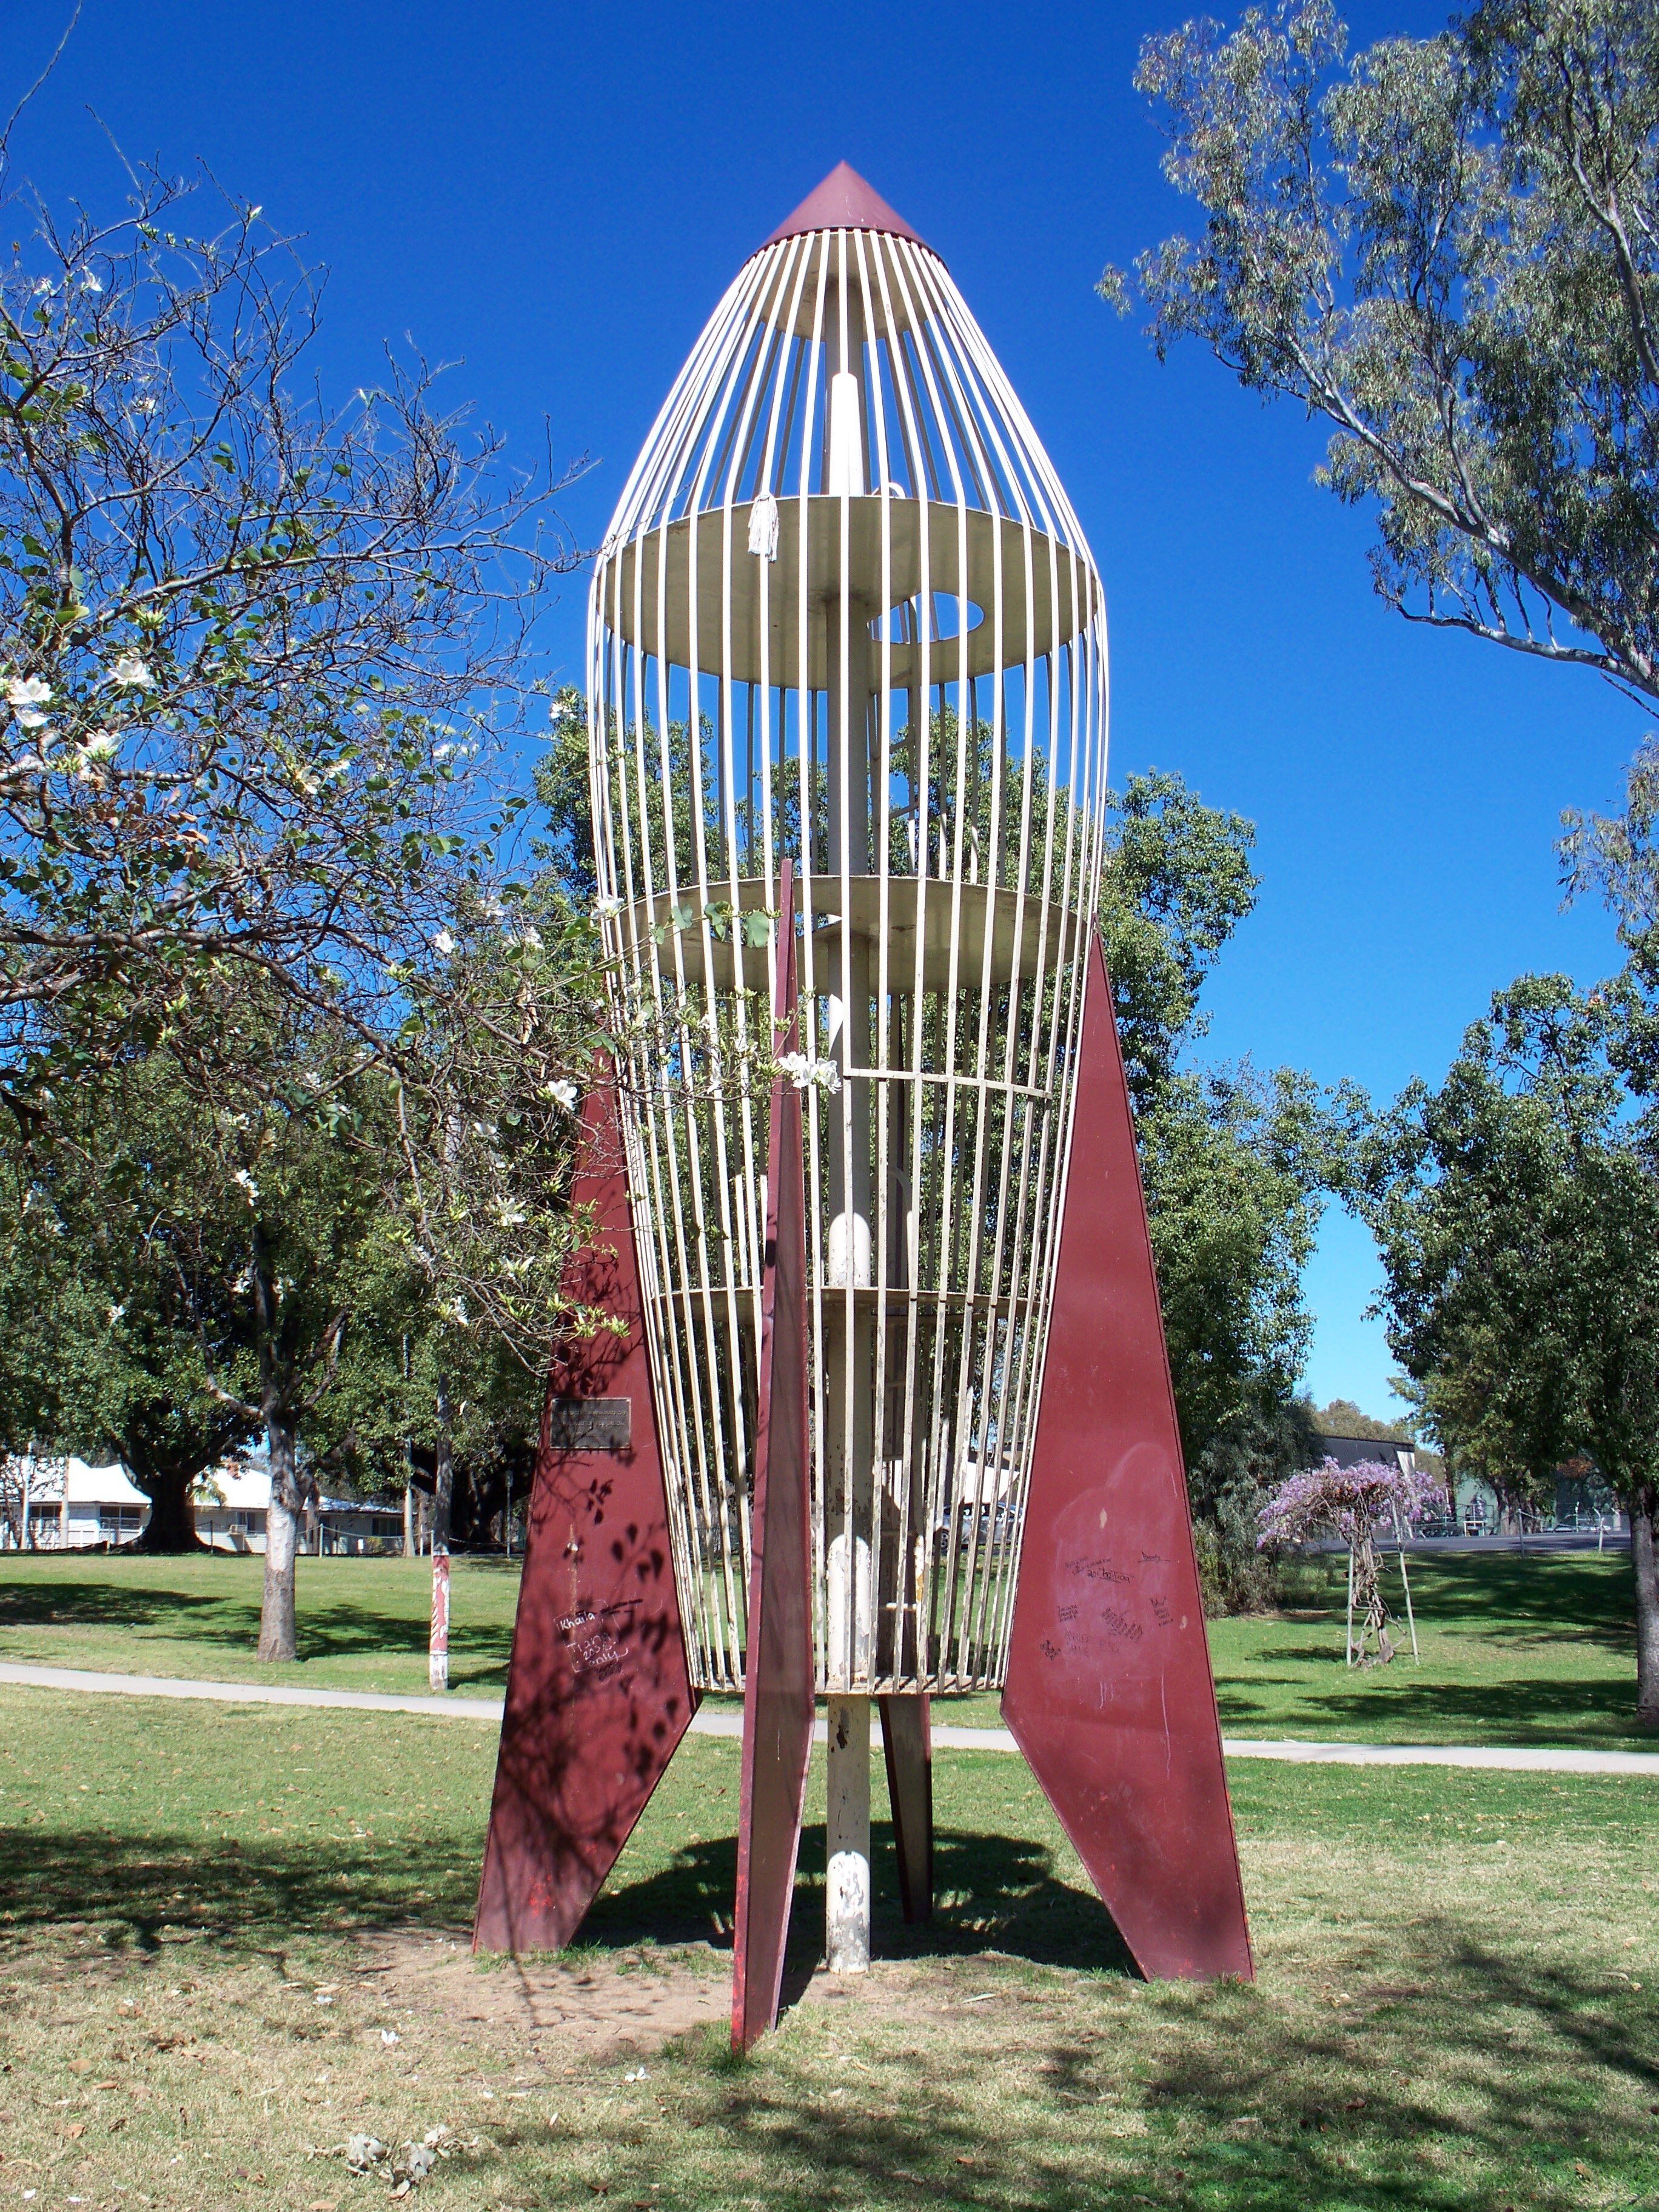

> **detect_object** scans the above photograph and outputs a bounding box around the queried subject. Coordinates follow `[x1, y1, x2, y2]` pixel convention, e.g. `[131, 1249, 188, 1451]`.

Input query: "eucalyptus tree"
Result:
[1110, 0, 1659, 703]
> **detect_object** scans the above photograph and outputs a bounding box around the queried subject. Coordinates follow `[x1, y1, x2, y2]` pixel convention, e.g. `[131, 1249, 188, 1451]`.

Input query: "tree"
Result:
[1309, 1396, 1410, 1441]
[41, 1000, 415, 1653]
[0, 142, 613, 1643]
[1138, 1061, 1327, 1448]
[0, 1089, 258, 1548]
[1101, 772, 1330, 1602]
[1099, 768, 1262, 1112]
[1257, 1453, 1443, 1663]
[1188, 1388, 1321, 1610]
[1354, 973, 1659, 1722]
[1110, 0, 1659, 702]
[0, 158, 583, 1111]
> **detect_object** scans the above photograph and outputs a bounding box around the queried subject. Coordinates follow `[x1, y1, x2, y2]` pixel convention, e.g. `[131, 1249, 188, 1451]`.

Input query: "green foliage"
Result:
[1309, 1395, 1411, 1441]
[64, 1015, 410, 1452]
[1101, 773, 1329, 1603]
[1353, 970, 1659, 1716]
[0, 1114, 256, 1545]
[1099, 768, 1261, 1110]
[532, 688, 602, 904]
[1139, 1062, 1326, 1453]
[1190, 1392, 1322, 1613]
[1117, 0, 1659, 700]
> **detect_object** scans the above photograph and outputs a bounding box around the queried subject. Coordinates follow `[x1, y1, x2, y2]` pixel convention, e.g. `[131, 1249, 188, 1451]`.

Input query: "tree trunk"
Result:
[429, 1375, 455, 1693]
[431, 1377, 454, 1550]
[259, 1412, 303, 1664]
[1632, 1480, 1659, 1729]
[131, 1464, 204, 1552]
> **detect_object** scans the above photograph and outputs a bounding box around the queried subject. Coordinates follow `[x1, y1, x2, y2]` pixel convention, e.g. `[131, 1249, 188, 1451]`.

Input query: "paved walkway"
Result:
[1, 1660, 1656, 1775]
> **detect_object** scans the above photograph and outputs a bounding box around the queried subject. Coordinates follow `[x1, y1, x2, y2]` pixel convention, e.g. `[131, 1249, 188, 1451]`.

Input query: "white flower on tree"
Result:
[107, 654, 153, 689]
[777, 1051, 842, 1094]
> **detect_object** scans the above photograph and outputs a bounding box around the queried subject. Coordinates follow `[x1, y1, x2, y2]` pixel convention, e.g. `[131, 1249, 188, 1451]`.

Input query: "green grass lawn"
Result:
[0, 1546, 1650, 1748]
[0, 1683, 1655, 2209]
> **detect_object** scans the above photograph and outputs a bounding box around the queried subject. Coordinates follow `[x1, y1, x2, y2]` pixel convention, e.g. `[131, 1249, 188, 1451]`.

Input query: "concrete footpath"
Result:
[2, 1658, 1657, 1775]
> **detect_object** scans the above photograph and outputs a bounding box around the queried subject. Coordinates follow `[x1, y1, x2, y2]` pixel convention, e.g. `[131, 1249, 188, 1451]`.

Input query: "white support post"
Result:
[1392, 1502, 1420, 1664]
[1399, 1544, 1419, 1663]
[826, 1694, 872, 1972]
[429, 1548, 451, 1694]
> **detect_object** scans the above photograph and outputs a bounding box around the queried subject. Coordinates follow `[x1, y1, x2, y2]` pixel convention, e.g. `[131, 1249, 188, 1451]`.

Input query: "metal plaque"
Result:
[545, 1396, 631, 1453]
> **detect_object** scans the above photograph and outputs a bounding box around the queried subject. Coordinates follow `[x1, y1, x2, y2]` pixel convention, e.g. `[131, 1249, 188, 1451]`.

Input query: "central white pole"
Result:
[826, 1694, 872, 1972]
[822, 258, 878, 1979]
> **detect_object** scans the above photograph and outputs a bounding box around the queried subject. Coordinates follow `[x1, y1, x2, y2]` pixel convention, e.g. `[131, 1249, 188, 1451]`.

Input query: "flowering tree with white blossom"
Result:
[0, 147, 618, 1662]
[0, 159, 585, 1114]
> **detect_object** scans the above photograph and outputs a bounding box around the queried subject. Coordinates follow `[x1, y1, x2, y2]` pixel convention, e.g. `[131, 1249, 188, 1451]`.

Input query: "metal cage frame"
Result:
[587, 169, 1109, 1698]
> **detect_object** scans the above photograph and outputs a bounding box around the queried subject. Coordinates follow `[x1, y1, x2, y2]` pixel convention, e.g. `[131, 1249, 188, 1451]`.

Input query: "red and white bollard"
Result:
[429, 1548, 451, 1694]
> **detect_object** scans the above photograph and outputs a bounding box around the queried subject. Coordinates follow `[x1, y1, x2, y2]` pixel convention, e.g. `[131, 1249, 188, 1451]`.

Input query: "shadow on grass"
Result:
[578, 1820, 1140, 1980]
[0, 1574, 511, 1674]
[7, 1822, 1655, 2207]
[0, 1822, 478, 1952]
[0, 1814, 1137, 1982]
[648, 1927, 1658, 2212]
[0, 1578, 243, 1635]
[1281, 1550, 1635, 1646]
[1215, 1670, 1646, 1745]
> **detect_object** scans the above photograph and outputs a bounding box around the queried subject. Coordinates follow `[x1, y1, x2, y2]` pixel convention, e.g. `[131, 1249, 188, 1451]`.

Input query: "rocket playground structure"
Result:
[472, 165, 1253, 2045]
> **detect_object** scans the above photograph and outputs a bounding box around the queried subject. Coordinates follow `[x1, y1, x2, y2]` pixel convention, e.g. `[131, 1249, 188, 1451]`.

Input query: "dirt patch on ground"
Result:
[348, 1928, 1043, 2063]
[352, 1928, 731, 2059]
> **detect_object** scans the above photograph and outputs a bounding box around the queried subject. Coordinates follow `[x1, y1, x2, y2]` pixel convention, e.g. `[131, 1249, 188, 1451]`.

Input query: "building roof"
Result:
[1314, 1431, 1415, 1472]
[195, 1461, 272, 1510]
[192, 1463, 398, 1517]
[7, 1454, 398, 1517]
[63, 1458, 148, 1508]
[762, 161, 931, 252]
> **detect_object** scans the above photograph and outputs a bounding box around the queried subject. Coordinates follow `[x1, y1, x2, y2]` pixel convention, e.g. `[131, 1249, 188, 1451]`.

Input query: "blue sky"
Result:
[8, 0, 1643, 1416]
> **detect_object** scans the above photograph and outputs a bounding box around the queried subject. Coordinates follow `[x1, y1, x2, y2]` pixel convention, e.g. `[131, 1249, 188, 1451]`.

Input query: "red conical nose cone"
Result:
[763, 161, 930, 250]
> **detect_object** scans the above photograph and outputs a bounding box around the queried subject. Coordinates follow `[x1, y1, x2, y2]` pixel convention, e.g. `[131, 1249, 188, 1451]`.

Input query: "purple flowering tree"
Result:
[1258, 1457, 1446, 1667]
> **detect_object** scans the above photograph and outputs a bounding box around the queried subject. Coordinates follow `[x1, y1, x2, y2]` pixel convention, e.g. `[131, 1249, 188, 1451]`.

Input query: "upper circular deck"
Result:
[591, 164, 1104, 669]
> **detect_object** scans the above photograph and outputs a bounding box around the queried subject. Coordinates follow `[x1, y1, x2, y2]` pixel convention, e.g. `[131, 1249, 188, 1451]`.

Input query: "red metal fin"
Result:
[1002, 931, 1253, 1982]
[731, 862, 816, 2049]
[878, 1694, 933, 1924]
[473, 1079, 696, 1954]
